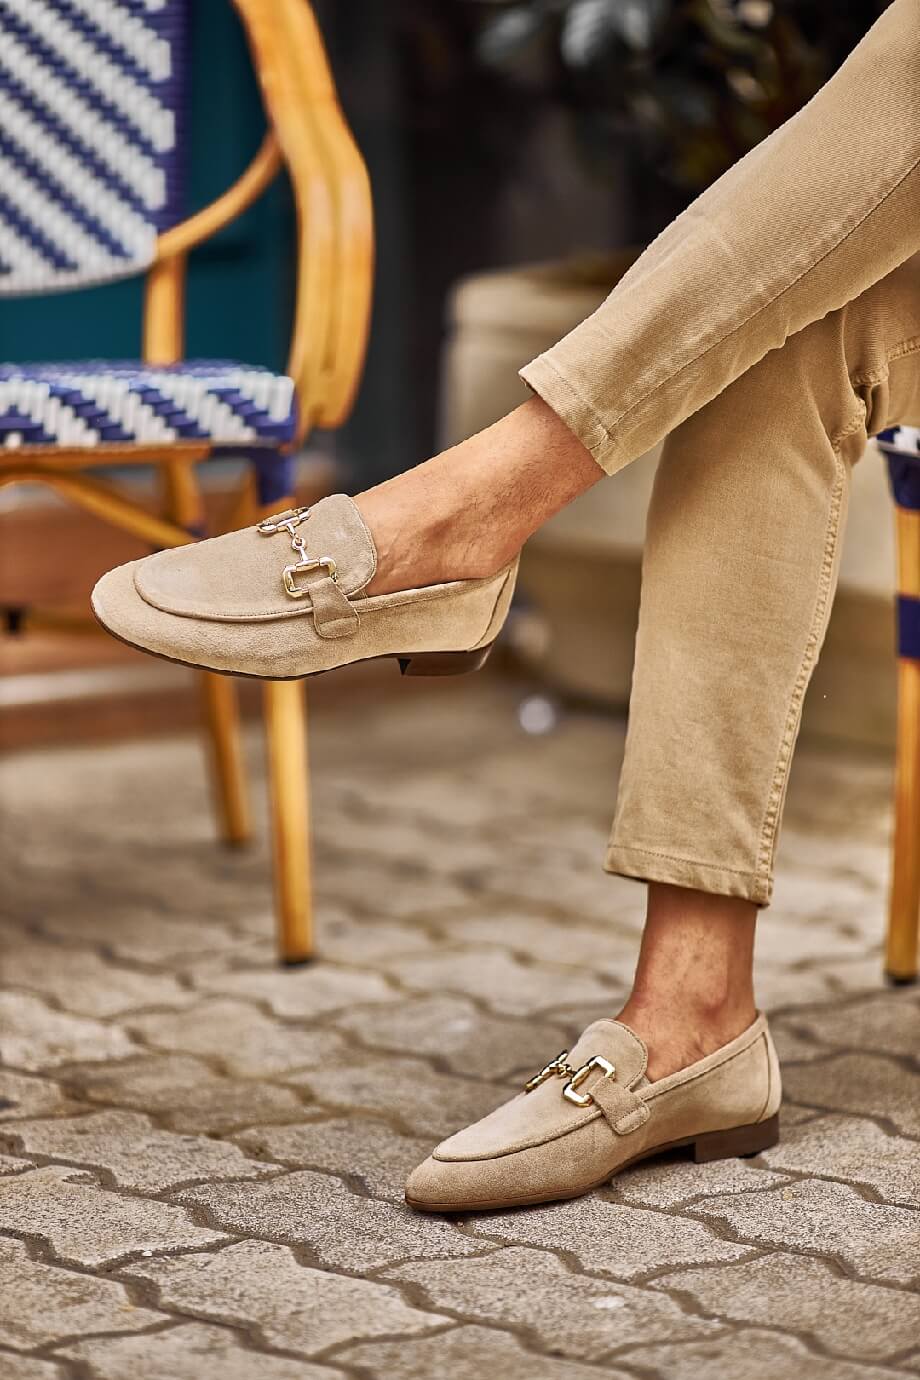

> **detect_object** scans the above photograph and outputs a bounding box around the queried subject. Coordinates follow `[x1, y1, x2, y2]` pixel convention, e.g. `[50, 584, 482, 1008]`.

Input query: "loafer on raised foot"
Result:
[91, 494, 518, 681]
[406, 1012, 781, 1213]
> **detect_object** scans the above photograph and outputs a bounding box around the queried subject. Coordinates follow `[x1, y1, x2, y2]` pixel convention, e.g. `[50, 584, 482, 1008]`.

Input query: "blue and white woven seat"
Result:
[0, 361, 298, 449]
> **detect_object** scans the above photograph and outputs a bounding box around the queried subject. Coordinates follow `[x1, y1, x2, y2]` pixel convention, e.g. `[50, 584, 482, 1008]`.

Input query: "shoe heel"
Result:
[397, 643, 494, 677]
[693, 1112, 779, 1163]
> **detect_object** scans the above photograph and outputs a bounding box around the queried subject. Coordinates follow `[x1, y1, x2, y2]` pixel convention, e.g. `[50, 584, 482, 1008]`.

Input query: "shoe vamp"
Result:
[135, 495, 376, 620]
[434, 1019, 649, 1162]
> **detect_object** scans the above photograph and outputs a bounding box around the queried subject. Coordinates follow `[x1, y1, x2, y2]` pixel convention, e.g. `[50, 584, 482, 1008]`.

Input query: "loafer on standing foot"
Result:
[91, 494, 518, 681]
[406, 1012, 781, 1213]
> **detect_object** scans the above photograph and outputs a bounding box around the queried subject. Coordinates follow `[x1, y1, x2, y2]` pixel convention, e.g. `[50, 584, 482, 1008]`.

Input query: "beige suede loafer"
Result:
[406, 1012, 781, 1213]
[92, 495, 518, 680]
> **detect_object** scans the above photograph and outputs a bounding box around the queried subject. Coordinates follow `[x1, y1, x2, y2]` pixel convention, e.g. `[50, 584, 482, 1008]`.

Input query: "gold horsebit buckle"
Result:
[258, 506, 338, 598]
[524, 1050, 615, 1107]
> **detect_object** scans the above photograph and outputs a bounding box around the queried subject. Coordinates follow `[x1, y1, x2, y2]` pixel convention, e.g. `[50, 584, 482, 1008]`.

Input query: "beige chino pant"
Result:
[521, 0, 920, 904]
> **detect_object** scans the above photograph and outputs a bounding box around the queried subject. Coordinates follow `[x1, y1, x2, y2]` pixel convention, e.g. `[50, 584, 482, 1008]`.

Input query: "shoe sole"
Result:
[92, 606, 495, 682]
[404, 1111, 780, 1213]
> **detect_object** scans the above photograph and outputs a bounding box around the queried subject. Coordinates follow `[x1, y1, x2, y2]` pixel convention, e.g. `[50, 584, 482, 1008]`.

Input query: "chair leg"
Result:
[886, 655, 920, 983]
[886, 495, 920, 984]
[200, 673, 251, 846]
[262, 678, 314, 964]
[160, 459, 252, 849]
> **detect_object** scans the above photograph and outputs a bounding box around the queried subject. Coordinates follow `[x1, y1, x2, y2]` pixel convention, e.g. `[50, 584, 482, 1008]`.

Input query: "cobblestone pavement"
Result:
[1, 675, 918, 1379]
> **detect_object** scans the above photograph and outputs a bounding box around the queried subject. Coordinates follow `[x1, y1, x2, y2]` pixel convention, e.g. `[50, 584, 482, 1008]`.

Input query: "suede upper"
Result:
[406, 1012, 782, 1212]
[434, 1019, 650, 1161]
[92, 494, 519, 678]
[134, 495, 377, 622]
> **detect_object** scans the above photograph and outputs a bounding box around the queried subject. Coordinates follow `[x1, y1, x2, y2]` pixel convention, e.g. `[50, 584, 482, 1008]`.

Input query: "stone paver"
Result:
[2, 939, 193, 1018]
[470, 1196, 751, 1279]
[335, 993, 571, 1080]
[312, 906, 442, 964]
[0, 992, 137, 1072]
[316, 859, 473, 920]
[426, 911, 633, 971]
[35, 907, 254, 966]
[233, 1117, 430, 1202]
[65, 1054, 305, 1134]
[0, 1153, 29, 1174]
[0, 1165, 226, 1267]
[192, 964, 399, 1019]
[379, 948, 620, 1017]
[0, 1237, 163, 1349]
[0, 1357, 68, 1380]
[127, 999, 347, 1078]
[638, 1328, 904, 1380]
[783, 1052, 920, 1136]
[125, 1239, 449, 1354]
[654, 1251, 920, 1361]
[694, 1178, 920, 1285]
[386, 1246, 720, 1360]
[2, 680, 916, 1370]
[611, 1151, 788, 1210]
[761, 1112, 920, 1206]
[5, 1111, 281, 1192]
[62, 1323, 339, 1379]
[339, 1324, 637, 1378]
[0, 1070, 83, 1122]
[789, 991, 920, 1063]
[177, 1170, 481, 1271]
[290, 1051, 510, 1138]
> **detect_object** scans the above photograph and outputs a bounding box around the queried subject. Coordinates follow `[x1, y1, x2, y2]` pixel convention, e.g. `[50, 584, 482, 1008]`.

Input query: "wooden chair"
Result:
[0, 0, 373, 963]
[876, 429, 920, 984]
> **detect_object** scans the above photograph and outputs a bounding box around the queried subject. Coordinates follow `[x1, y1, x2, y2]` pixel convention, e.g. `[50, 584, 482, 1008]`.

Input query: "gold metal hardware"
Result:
[259, 506, 338, 597]
[524, 1051, 575, 1094]
[258, 506, 311, 535]
[283, 556, 338, 596]
[563, 1055, 616, 1107]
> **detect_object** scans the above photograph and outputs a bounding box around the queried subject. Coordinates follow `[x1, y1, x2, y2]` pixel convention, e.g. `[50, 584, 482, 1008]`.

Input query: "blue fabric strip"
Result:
[898, 595, 920, 660]
[251, 451, 296, 506]
[888, 454, 920, 511]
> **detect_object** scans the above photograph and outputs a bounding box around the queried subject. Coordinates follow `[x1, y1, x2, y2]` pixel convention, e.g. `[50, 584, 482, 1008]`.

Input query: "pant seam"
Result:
[542, 153, 920, 453]
[605, 842, 757, 877]
[753, 428, 852, 884]
[884, 335, 920, 366]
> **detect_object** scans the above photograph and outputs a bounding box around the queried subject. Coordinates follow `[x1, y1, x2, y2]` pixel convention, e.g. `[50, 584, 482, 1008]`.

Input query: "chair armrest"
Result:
[156, 133, 283, 261]
[234, 0, 374, 439]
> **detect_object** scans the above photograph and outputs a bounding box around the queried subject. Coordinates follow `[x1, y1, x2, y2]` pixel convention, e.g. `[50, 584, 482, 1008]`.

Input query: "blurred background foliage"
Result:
[400, 0, 887, 191]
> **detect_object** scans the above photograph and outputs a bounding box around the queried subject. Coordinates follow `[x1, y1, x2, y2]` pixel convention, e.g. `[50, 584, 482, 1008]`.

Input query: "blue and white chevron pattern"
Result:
[877, 426, 920, 459]
[0, 0, 186, 295]
[0, 361, 298, 448]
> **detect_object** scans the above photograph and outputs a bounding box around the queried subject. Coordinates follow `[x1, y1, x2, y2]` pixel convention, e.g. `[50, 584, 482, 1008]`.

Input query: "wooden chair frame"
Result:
[886, 500, 920, 983]
[0, 0, 374, 963]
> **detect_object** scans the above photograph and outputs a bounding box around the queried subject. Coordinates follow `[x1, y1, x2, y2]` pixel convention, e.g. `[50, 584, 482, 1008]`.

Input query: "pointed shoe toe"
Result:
[91, 493, 519, 680]
[405, 1013, 782, 1214]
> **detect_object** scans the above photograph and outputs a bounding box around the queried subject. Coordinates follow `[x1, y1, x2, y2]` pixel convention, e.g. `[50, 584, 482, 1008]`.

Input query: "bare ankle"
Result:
[617, 990, 756, 1082]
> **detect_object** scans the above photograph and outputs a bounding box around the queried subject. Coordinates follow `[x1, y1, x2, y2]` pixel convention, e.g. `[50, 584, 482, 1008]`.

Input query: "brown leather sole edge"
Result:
[92, 606, 494, 683]
[405, 1112, 780, 1214]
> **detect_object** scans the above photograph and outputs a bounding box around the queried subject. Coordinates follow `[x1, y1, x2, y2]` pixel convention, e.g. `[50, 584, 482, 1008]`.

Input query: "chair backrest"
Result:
[0, 0, 373, 437]
[0, 0, 187, 297]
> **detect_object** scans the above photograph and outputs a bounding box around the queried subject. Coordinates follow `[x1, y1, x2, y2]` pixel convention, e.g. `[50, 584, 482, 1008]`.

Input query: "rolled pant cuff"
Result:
[519, 355, 619, 475]
[604, 842, 773, 907]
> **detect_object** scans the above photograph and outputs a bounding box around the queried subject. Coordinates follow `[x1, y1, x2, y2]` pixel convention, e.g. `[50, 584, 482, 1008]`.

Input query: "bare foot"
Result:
[616, 995, 757, 1083]
[353, 397, 602, 595]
